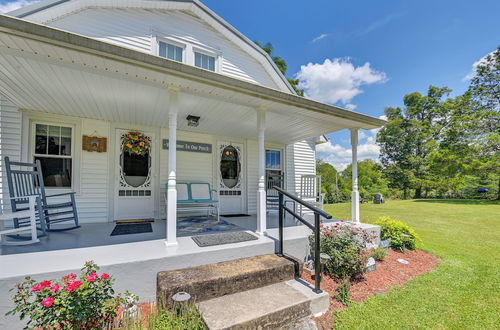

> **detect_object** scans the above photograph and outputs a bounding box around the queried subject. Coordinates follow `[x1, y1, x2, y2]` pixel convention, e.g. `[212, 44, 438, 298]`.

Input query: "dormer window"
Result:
[194, 52, 216, 71]
[159, 41, 183, 62]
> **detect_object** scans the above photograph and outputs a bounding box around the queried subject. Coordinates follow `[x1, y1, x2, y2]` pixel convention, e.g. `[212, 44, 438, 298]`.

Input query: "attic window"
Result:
[159, 41, 183, 62]
[194, 52, 216, 71]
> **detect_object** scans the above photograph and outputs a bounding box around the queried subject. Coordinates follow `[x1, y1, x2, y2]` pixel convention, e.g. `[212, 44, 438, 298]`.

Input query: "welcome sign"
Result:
[162, 139, 212, 153]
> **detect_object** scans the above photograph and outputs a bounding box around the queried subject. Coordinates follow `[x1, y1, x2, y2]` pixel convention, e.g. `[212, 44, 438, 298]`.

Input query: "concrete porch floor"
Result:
[0, 212, 304, 256]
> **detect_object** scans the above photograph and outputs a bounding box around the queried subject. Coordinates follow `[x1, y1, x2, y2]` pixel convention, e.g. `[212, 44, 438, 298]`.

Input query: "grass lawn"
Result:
[324, 199, 500, 329]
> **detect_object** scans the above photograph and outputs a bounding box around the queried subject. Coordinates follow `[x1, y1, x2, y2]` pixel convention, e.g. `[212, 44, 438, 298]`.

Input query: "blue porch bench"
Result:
[164, 182, 219, 221]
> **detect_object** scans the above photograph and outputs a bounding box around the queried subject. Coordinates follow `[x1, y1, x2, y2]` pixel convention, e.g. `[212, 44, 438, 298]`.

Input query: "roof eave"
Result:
[0, 14, 386, 129]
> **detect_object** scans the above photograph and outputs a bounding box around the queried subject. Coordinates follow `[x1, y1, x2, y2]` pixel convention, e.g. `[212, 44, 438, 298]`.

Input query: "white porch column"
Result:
[166, 87, 179, 246]
[256, 106, 267, 235]
[350, 128, 360, 223]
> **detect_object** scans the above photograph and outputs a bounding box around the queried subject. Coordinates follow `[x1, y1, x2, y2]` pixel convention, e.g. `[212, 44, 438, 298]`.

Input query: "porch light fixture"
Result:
[186, 115, 200, 127]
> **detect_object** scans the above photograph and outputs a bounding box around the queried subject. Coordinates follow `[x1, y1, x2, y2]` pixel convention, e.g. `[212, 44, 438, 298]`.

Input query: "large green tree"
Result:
[466, 47, 500, 199]
[341, 159, 390, 200]
[377, 86, 453, 199]
[254, 41, 304, 96]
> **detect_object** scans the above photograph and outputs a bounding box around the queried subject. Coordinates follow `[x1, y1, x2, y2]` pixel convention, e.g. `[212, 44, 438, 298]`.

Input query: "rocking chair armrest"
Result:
[46, 192, 76, 198]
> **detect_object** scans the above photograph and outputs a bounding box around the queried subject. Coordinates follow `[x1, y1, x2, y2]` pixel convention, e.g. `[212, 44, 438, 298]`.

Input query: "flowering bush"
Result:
[7, 261, 135, 329]
[314, 222, 375, 280]
[374, 216, 420, 251]
[122, 131, 151, 156]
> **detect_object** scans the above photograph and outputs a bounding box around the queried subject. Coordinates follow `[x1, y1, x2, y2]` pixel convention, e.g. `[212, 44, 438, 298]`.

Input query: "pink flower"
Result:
[40, 280, 52, 288]
[50, 285, 61, 293]
[101, 273, 110, 279]
[86, 273, 98, 282]
[41, 297, 54, 307]
[31, 283, 43, 292]
[64, 280, 83, 293]
[62, 273, 77, 282]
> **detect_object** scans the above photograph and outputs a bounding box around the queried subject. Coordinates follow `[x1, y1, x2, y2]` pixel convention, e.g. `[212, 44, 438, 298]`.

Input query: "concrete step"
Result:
[197, 279, 329, 330]
[157, 254, 302, 306]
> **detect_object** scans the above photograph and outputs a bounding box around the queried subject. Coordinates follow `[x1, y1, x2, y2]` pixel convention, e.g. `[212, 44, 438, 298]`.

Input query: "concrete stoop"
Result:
[197, 279, 329, 330]
[156, 254, 328, 329]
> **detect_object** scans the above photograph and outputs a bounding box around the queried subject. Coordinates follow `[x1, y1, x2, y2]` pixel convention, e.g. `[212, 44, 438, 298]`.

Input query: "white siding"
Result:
[0, 96, 22, 214]
[286, 139, 317, 195]
[48, 8, 281, 89]
[159, 129, 214, 218]
[78, 120, 109, 223]
[246, 139, 258, 214]
[0, 101, 110, 223]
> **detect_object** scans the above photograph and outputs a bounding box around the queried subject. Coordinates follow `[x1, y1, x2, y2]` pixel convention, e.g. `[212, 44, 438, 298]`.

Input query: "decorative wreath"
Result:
[122, 131, 151, 156]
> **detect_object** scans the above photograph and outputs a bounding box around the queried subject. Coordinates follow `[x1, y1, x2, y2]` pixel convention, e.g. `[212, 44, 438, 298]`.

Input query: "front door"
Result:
[114, 129, 155, 220]
[218, 141, 245, 214]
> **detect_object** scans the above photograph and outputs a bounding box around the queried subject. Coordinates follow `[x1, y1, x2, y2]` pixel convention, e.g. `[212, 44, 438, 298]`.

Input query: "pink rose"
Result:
[64, 280, 83, 293]
[50, 285, 61, 293]
[86, 273, 98, 282]
[40, 280, 52, 288]
[41, 297, 54, 307]
[101, 273, 110, 279]
[62, 273, 77, 282]
[31, 283, 43, 292]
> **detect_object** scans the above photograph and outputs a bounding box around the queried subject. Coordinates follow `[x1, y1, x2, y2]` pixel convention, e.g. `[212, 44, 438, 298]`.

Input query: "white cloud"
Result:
[463, 51, 495, 81]
[296, 58, 387, 105]
[345, 103, 357, 110]
[0, 0, 38, 14]
[312, 33, 330, 43]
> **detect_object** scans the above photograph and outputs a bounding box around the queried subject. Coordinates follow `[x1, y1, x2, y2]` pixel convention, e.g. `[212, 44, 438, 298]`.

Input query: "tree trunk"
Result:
[403, 188, 408, 200]
[414, 186, 422, 199]
[497, 176, 500, 200]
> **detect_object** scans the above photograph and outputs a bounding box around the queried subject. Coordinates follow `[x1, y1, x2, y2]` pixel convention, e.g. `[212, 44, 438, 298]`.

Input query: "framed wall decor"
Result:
[82, 135, 107, 153]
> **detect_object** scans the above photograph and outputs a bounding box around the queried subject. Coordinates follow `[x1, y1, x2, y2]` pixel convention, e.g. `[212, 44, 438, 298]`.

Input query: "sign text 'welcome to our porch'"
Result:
[162, 139, 212, 153]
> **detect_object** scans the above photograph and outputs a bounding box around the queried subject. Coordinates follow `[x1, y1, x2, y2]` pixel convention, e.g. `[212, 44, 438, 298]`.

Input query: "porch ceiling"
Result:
[0, 15, 385, 144]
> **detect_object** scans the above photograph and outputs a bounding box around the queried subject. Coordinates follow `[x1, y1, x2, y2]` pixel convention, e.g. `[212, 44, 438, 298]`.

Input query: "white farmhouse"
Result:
[0, 1, 384, 327]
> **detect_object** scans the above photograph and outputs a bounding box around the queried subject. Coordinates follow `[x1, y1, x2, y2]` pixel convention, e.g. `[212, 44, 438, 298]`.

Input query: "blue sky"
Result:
[1, 0, 499, 169]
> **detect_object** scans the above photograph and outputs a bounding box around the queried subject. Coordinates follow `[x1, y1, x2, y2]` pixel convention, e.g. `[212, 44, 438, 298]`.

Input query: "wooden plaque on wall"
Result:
[82, 136, 107, 153]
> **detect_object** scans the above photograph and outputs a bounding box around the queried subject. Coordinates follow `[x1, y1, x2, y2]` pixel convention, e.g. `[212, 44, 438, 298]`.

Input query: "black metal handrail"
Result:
[273, 186, 332, 294]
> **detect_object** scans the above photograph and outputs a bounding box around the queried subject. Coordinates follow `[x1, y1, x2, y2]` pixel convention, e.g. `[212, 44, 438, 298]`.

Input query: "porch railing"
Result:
[273, 186, 332, 294]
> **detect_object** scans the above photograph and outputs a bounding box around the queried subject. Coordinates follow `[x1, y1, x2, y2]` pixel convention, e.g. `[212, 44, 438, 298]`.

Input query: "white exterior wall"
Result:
[286, 139, 317, 195]
[0, 98, 110, 223]
[48, 8, 281, 89]
[0, 97, 22, 214]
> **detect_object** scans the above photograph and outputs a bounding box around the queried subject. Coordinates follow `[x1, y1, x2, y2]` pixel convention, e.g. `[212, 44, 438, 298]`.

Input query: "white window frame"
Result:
[31, 121, 75, 189]
[265, 149, 283, 171]
[22, 111, 82, 193]
[193, 47, 220, 72]
[155, 37, 186, 64]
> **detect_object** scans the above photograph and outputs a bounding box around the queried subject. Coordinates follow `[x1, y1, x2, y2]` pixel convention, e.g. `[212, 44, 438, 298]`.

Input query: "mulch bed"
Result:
[301, 249, 440, 329]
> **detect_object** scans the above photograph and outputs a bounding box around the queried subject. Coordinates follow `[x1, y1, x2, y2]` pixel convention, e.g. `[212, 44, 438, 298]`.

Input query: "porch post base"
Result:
[166, 187, 178, 245]
[351, 190, 360, 223]
[256, 189, 267, 235]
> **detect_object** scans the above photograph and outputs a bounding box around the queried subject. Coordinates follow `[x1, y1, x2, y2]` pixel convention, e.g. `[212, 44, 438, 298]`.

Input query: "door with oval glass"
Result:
[218, 141, 245, 215]
[114, 129, 155, 221]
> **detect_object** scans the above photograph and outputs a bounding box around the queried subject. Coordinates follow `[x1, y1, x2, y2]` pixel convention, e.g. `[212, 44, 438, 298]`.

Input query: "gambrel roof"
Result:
[7, 0, 296, 94]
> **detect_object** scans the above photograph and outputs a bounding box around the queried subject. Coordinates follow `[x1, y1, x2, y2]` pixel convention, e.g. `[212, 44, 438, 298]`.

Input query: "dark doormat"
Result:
[192, 231, 258, 247]
[115, 218, 154, 224]
[110, 223, 153, 236]
[221, 214, 252, 218]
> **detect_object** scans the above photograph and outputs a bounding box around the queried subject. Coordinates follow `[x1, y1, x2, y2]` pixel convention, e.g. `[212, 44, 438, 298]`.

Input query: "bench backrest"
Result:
[175, 182, 215, 202]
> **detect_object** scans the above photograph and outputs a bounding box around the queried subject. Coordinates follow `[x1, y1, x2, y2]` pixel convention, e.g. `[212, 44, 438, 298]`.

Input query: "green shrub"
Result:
[147, 303, 206, 330]
[334, 277, 351, 305]
[374, 216, 420, 251]
[315, 224, 374, 280]
[7, 261, 134, 330]
[371, 247, 388, 261]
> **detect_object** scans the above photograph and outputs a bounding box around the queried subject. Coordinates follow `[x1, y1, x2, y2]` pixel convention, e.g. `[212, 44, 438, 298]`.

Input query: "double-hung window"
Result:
[194, 51, 216, 71]
[33, 123, 73, 188]
[159, 41, 183, 62]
